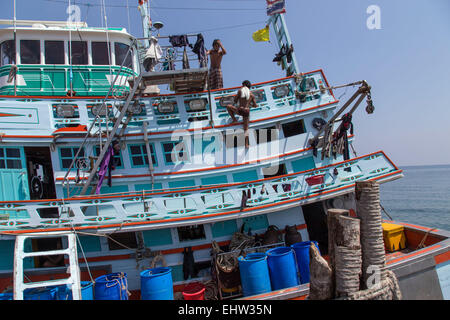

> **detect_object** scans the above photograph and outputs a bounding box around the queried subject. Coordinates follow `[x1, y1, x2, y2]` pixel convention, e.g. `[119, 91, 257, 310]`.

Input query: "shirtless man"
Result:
[207, 39, 226, 89]
[226, 80, 257, 148]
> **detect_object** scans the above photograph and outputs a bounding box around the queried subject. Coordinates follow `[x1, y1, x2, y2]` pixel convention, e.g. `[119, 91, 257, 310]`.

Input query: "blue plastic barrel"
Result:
[0, 291, 13, 300]
[56, 281, 94, 300]
[238, 252, 272, 297]
[266, 246, 299, 290]
[24, 287, 57, 300]
[94, 273, 129, 300]
[140, 267, 174, 300]
[291, 241, 320, 284]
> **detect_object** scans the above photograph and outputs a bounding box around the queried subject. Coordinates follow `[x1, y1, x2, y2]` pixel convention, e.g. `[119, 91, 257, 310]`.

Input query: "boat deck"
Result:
[240, 221, 450, 300]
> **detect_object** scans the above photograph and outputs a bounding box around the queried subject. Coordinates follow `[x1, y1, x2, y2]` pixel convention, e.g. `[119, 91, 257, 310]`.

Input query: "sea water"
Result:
[379, 165, 450, 231]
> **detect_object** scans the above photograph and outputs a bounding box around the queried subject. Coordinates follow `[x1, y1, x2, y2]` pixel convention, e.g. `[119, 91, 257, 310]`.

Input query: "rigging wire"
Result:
[43, 0, 263, 11]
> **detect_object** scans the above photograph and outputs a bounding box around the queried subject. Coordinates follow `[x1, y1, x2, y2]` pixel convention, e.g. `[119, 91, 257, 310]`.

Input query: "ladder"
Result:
[13, 232, 81, 300]
[79, 71, 144, 195]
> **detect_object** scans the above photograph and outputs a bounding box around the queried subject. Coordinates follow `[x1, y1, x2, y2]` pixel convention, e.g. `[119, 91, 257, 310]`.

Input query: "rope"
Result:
[338, 269, 402, 300]
[416, 228, 436, 250]
[150, 251, 167, 268]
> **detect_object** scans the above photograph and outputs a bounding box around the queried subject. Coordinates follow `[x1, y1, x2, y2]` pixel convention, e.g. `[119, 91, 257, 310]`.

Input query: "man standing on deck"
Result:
[226, 80, 257, 149]
[207, 39, 226, 89]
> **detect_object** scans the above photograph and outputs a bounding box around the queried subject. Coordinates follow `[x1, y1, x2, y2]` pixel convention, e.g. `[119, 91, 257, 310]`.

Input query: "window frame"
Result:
[91, 41, 112, 66]
[44, 40, 65, 65]
[161, 141, 189, 165]
[69, 41, 88, 65]
[93, 145, 124, 169]
[0, 40, 16, 66]
[114, 42, 133, 69]
[20, 39, 41, 64]
[59, 147, 85, 170]
[281, 119, 306, 138]
[0, 147, 23, 169]
[128, 143, 157, 168]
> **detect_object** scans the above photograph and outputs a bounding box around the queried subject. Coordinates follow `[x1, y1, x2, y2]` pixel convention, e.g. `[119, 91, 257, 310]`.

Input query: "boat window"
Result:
[70, 41, 88, 65]
[107, 232, 138, 250]
[114, 42, 132, 69]
[162, 141, 189, 165]
[224, 131, 245, 149]
[59, 147, 85, 169]
[254, 126, 278, 144]
[281, 119, 306, 138]
[128, 144, 157, 167]
[262, 163, 287, 178]
[20, 40, 40, 64]
[177, 225, 206, 242]
[94, 145, 123, 168]
[0, 147, 22, 169]
[92, 41, 111, 65]
[44, 40, 64, 64]
[0, 40, 16, 66]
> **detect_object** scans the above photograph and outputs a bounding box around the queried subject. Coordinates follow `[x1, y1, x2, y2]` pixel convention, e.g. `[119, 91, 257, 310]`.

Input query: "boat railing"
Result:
[0, 151, 402, 232]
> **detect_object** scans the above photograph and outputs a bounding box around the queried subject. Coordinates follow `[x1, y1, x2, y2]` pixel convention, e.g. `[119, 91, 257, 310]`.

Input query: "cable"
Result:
[44, 0, 263, 11]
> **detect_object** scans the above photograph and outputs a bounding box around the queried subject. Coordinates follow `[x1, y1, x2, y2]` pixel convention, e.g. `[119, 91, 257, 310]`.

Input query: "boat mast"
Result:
[138, 0, 152, 48]
[268, 12, 300, 75]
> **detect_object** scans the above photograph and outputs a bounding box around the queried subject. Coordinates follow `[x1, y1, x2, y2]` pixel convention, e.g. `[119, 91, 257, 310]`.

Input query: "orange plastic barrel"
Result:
[182, 282, 206, 300]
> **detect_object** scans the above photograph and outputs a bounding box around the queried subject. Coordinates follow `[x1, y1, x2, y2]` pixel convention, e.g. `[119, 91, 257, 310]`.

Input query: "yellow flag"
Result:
[252, 25, 270, 42]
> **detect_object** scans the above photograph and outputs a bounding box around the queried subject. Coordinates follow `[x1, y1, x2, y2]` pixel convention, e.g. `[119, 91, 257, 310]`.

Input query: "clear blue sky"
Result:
[2, 0, 450, 167]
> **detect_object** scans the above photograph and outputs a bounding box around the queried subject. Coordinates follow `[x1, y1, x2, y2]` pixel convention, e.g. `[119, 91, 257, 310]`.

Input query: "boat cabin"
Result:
[0, 22, 137, 97]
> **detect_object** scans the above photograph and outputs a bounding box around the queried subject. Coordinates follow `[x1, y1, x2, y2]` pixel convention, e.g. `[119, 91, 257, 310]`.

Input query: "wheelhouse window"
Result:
[0, 40, 16, 66]
[45, 41, 64, 64]
[92, 41, 111, 65]
[129, 144, 157, 167]
[20, 40, 40, 64]
[114, 42, 132, 69]
[59, 147, 85, 169]
[0, 147, 22, 169]
[70, 41, 88, 65]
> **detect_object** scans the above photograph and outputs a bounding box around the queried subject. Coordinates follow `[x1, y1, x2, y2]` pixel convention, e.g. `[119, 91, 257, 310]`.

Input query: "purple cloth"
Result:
[95, 146, 114, 194]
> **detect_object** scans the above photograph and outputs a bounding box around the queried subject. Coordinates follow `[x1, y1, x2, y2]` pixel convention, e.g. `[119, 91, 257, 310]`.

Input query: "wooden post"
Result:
[334, 215, 362, 297]
[355, 180, 386, 289]
[327, 208, 349, 295]
[308, 243, 333, 300]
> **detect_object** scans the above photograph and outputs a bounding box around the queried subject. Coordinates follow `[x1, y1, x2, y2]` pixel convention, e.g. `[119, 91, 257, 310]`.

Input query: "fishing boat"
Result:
[0, 0, 448, 300]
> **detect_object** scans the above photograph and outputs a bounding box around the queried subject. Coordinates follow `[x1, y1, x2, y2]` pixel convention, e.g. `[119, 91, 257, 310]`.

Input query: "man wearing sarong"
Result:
[226, 80, 257, 149]
[207, 39, 226, 89]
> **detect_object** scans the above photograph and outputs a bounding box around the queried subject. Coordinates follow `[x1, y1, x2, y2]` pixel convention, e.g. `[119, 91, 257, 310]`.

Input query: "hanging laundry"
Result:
[95, 145, 114, 194]
[332, 113, 354, 161]
[143, 36, 162, 72]
[95, 141, 120, 194]
[266, 0, 286, 16]
[192, 33, 208, 68]
[252, 25, 270, 42]
[169, 34, 191, 48]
